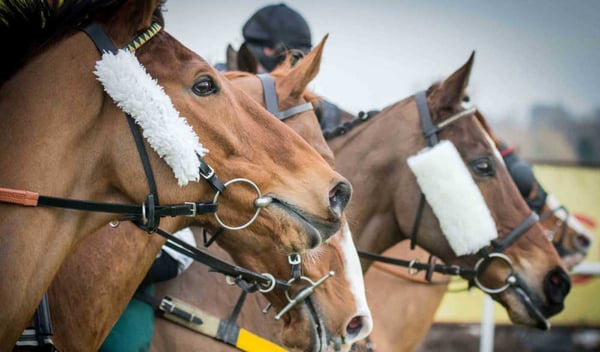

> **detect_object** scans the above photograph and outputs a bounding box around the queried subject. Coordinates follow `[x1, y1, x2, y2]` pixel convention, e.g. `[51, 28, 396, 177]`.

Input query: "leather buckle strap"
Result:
[257, 73, 280, 116]
[257, 73, 314, 121]
[415, 91, 438, 147]
[198, 154, 225, 193]
[156, 228, 290, 291]
[491, 212, 539, 253]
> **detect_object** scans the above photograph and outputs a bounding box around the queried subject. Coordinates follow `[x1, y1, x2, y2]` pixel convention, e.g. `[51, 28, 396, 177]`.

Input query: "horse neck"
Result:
[328, 99, 426, 266]
[0, 31, 129, 346]
[49, 221, 167, 351]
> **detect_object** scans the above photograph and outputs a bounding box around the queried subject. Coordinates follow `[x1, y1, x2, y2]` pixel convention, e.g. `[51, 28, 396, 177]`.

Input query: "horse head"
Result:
[223, 36, 371, 351]
[330, 52, 570, 330]
[0, 0, 350, 346]
[405, 53, 570, 329]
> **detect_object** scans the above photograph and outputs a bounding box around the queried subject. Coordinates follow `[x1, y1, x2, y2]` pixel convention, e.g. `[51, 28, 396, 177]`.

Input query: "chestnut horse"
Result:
[0, 0, 351, 348]
[45, 38, 371, 352]
[356, 110, 595, 352]
[326, 53, 571, 331]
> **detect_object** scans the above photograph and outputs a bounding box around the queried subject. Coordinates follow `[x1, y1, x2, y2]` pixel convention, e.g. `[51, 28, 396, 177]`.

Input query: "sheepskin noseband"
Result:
[407, 140, 497, 256]
[94, 49, 208, 186]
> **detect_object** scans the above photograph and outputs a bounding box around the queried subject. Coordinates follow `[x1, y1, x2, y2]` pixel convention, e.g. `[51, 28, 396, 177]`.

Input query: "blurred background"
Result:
[162, 1, 599, 350]
[162, 0, 600, 165]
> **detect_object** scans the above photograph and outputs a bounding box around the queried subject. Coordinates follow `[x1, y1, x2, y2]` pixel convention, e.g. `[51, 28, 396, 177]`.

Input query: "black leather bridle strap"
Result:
[257, 73, 313, 121]
[409, 91, 439, 249]
[37, 195, 216, 217]
[415, 91, 438, 147]
[409, 194, 426, 250]
[81, 22, 117, 55]
[81, 21, 163, 231]
[491, 212, 539, 253]
[358, 250, 476, 278]
[257, 73, 279, 116]
[156, 227, 290, 290]
[125, 114, 159, 200]
[197, 154, 226, 193]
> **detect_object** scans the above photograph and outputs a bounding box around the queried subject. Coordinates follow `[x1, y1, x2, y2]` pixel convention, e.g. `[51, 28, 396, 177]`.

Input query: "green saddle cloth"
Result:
[99, 284, 155, 352]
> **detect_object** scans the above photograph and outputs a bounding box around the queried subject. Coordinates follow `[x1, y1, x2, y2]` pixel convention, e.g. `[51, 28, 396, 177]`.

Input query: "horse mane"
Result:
[0, 0, 168, 85]
[223, 53, 320, 103]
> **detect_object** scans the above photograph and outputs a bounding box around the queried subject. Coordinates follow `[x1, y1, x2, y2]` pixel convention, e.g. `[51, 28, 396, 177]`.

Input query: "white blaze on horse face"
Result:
[407, 140, 498, 256]
[483, 131, 505, 166]
[340, 223, 373, 341]
[94, 50, 208, 186]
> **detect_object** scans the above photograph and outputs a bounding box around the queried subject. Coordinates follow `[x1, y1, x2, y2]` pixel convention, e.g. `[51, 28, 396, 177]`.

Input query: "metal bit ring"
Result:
[212, 178, 271, 231]
[473, 252, 516, 294]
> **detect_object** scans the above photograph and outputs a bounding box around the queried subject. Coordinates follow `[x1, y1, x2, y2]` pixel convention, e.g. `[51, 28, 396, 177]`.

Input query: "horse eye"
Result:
[192, 76, 218, 96]
[470, 157, 496, 177]
[463, 95, 470, 103]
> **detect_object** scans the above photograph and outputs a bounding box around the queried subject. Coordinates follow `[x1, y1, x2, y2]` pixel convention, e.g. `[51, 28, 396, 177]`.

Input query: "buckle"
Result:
[199, 164, 215, 180]
[185, 202, 196, 217]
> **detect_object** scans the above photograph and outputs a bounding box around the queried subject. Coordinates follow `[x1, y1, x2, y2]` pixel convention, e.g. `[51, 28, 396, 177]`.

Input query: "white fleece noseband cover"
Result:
[407, 140, 497, 256]
[94, 49, 208, 186]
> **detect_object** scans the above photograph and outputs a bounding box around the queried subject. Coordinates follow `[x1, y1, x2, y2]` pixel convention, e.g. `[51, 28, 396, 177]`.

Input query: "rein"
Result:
[355, 91, 539, 296]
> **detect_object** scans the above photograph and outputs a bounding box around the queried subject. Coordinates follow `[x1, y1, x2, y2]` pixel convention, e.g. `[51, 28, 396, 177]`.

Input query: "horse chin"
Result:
[500, 286, 551, 330]
[280, 298, 329, 352]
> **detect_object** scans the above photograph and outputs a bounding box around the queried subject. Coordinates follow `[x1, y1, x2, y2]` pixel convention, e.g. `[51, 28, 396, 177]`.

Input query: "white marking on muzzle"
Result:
[407, 140, 498, 256]
[94, 50, 208, 186]
[340, 222, 373, 342]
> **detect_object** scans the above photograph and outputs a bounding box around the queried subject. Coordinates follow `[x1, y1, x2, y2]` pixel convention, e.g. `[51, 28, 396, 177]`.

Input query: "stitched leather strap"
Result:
[415, 91, 438, 147]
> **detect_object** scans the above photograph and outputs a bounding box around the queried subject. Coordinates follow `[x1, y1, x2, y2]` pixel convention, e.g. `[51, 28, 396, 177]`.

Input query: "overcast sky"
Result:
[162, 1, 600, 124]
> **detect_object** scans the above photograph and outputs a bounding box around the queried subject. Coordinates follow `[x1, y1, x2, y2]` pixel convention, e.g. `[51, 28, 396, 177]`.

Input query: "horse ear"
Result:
[429, 51, 475, 112]
[279, 34, 328, 98]
[226, 44, 238, 71]
[237, 43, 259, 74]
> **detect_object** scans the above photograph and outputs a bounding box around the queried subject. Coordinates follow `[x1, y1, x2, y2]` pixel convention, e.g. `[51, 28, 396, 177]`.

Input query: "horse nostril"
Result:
[575, 233, 591, 250]
[543, 266, 571, 305]
[346, 316, 364, 337]
[329, 181, 352, 216]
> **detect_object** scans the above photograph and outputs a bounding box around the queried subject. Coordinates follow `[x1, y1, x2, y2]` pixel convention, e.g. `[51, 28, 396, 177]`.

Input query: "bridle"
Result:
[353, 91, 540, 296]
[85, 22, 334, 320]
[9, 21, 325, 350]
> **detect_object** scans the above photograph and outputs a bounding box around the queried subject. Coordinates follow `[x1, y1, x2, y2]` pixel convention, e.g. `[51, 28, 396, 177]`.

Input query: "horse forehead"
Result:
[229, 75, 263, 102]
[138, 34, 212, 79]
